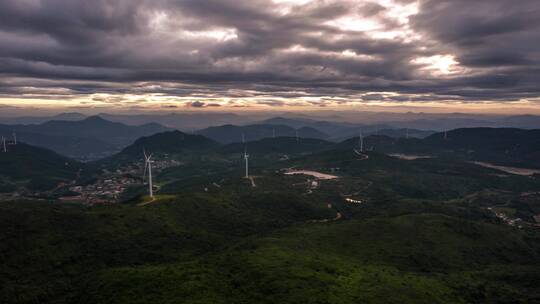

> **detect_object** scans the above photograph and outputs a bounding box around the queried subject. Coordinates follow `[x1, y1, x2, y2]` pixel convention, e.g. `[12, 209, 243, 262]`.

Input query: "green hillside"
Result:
[2, 186, 539, 303]
[110, 130, 219, 161]
[221, 137, 333, 155]
[291, 149, 540, 200]
[423, 128, 540, 168]
[337, 128, 540, 169]
[0, 143, 80, 192]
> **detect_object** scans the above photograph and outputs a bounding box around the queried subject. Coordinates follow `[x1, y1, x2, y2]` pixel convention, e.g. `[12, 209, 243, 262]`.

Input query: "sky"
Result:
[1, 0, 540, 114]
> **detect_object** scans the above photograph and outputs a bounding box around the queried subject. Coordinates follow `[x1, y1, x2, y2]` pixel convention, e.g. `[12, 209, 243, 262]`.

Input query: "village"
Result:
[61, 157, 182, 204]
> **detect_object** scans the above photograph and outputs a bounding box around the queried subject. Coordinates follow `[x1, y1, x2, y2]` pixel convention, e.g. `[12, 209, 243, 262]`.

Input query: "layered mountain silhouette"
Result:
[197, 124, 328, 143]
[0, 116, 170, 160]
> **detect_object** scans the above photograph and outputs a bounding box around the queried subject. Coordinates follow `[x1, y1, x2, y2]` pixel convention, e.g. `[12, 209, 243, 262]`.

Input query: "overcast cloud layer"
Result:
[0, 0, 539, 108]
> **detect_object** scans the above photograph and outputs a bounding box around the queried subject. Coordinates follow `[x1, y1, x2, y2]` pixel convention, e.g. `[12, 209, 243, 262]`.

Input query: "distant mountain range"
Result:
[256, 117, 435, 140]
[0, 116, 170, 160]
[17, 116, 169, 146]
[221, 137, 334, 155]
[374, 128, 435, 139]
[3, 112, 540, 132]
[381, 115, 540, 131]
[0, 129, 116, 161]
[1, 111, 540, 164]
[258, 117, 367, 135]
[98, 112, 253, 130]
[259, 115, 540, 133]
[197, 124, 328, 144]
[0, 112, 87, 125]
[0, 112, 254, 131]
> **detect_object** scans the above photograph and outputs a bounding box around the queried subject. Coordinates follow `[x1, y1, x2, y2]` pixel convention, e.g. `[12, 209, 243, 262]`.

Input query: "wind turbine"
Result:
[444, 130, 448, 140]
[353, 130, 365, 156]
[244, 146, 249, 178]
[143, 151, 154, 198]
[1, 136, 6, 152]
[12, 133, 16, 145]
[359, 130, 364, 153]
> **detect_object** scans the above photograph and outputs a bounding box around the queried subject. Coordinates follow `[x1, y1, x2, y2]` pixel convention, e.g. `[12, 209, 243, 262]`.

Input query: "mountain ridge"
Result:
[197, 123, 328, 143]
[0, 116, 171, 160]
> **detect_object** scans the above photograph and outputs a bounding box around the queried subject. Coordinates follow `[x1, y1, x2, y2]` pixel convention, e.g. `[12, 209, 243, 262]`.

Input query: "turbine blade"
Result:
[143, 161, 148, 182]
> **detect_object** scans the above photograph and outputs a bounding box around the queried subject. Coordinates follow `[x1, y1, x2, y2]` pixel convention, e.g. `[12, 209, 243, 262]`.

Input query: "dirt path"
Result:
[137, 196, 157, 206]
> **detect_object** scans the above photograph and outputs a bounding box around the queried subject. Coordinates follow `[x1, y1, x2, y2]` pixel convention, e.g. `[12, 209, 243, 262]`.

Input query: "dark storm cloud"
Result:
[0, 0, 146, 43]
[0, 0, 540, 105]
[409, 0, 540, 98]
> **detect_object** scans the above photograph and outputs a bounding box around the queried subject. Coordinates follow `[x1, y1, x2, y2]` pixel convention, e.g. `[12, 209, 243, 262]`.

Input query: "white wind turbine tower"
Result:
[359, 130, 364, 153]
[244, 146, 249, 178]
[143, 151, 154, 198]
[12, 133, 17, 145]
[2, 136, 6, 153]
[444, 130, 448, 140]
